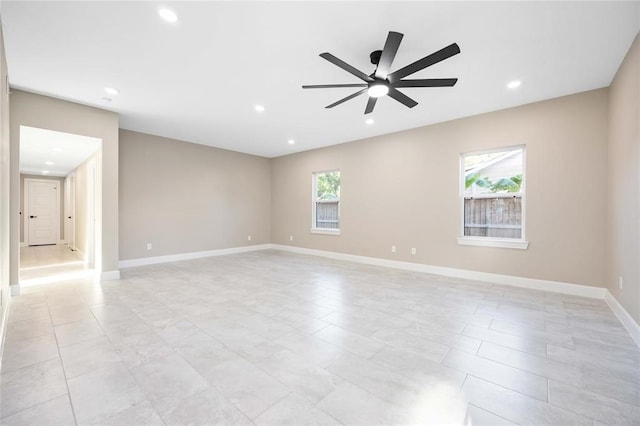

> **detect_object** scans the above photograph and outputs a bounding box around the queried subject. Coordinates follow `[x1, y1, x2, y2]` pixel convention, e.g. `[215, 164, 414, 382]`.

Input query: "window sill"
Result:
[457, 237, 529, 250]
[311, 228, 341, 236]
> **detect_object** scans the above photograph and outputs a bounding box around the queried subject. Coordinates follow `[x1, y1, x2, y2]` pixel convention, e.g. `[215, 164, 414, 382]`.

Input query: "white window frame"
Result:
[457, 145, 529, 250]
[311, 169, 341, 236]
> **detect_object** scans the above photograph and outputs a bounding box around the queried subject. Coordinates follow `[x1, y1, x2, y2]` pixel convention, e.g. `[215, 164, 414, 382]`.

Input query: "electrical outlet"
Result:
[391, 245, 396, 253]
[411, 248, 416, 255]
[289, 235, 294, 241]
[146, 243, 152, 251]
[619, 276, 623, 289]
[247, 235, 252, 241]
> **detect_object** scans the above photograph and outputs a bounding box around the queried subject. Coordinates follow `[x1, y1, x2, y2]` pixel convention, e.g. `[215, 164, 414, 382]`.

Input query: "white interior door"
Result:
[64, 173, 75, 250]
[26, 180, 59, 246]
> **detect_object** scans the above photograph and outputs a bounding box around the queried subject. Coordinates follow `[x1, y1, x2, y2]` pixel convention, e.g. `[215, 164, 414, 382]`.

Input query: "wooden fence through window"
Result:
[464, 196, 522, 238]
[316, 201, 339, 229]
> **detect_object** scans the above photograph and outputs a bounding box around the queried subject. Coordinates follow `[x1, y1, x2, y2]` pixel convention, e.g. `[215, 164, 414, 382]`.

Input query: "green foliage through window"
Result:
[465, 173, 522, 193]
[465, 173, 491, 190]
[316, 171, 340, 200]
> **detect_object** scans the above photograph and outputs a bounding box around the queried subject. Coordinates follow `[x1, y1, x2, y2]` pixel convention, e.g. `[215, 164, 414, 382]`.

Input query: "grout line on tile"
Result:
[46, 299, 79, 426]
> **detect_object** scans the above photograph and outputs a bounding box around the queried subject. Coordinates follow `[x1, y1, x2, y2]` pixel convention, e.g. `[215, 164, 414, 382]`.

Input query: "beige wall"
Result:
[19, 174, 64, 243]
[607, 33, 640, 323]
[119, 130, 271, 260]
[73, 160, 88, 256]
[0, 20, 11, 328]
[272, 89, 609, 288]
[10, 90, 119, 285]
[69, 152, 97, 257]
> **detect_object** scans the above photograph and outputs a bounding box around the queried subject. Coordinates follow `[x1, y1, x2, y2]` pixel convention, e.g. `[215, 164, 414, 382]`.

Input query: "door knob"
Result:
[29, 215, 37, 219]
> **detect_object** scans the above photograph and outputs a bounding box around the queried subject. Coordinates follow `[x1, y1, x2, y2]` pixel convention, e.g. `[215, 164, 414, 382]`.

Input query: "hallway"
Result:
[19, 244, 88, 286]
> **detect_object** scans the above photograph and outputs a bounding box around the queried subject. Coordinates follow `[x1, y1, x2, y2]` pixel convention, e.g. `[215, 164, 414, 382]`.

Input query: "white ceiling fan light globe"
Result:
[368, 83, 389, 98]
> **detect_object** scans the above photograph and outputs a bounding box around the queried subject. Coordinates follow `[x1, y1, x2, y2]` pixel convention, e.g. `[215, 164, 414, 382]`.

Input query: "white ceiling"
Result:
[19, 126, 101, 177]
[2, 1, 639, 158]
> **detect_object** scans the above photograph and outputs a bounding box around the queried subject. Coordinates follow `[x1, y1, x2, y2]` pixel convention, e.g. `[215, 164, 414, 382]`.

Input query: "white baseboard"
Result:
[10, 283, 20, 296]
[605, 290, 640, 348]
[100, 270, 121, 281]
[270, 244, 606, 299]
[118, 244, 272, 269]
[0, 297, 11, 372]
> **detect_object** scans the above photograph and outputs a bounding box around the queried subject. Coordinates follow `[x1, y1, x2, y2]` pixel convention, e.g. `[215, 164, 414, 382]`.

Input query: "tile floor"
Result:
[1, 249, 639, 425]
[19, 244, 87, 284]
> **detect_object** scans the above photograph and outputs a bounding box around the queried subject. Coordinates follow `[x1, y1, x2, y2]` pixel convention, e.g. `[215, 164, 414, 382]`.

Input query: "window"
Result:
[459, 146, 528, 249]
[312, 170, 340, 235]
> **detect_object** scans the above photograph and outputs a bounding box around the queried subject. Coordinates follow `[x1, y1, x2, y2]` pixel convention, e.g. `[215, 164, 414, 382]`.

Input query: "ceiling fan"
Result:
[302, 31, 460, 114]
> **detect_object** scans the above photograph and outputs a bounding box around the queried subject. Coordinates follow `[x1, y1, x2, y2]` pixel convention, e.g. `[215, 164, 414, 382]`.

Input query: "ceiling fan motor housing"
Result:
[370, 50, 383, 65]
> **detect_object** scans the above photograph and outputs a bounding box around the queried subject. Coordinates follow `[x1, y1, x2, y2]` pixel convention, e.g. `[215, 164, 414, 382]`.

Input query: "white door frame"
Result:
[24, 178, 61, 246]
[64, 173, 76, 250]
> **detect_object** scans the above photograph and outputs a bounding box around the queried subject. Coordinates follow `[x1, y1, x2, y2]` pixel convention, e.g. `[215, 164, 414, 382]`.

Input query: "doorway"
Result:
[18, 126, 102, 286]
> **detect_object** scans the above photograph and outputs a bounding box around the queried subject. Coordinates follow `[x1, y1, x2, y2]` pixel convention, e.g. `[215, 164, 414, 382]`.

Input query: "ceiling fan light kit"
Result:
[303, 31, 460, 114]
[367, 83, 389, 98]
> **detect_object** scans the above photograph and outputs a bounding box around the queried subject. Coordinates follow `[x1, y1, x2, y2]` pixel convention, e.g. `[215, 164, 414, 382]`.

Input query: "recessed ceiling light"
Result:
[158, 8, 178, 23]
[254, 105, 265, 112]
[288, 139, 295, 145]
[365, 118, 375, 125]
[41, 170, 49, 174]
[104, 87, 119, 96]
[507, 80, 521, 89]
[45, 161, 54, 166]
[100, 97, 112, 104]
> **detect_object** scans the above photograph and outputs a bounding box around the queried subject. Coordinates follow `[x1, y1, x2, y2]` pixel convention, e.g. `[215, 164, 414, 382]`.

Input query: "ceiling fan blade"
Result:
[364, 97, 377, 114]
[375, 31, 403, 80]
[387, 87, 418, 108]
[388, 43, 460, 83]
[320, 53, 373, 82]
[393, 78, 458, 88]
[325, 88, 368, 109]
[302, 83, 368, 89]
